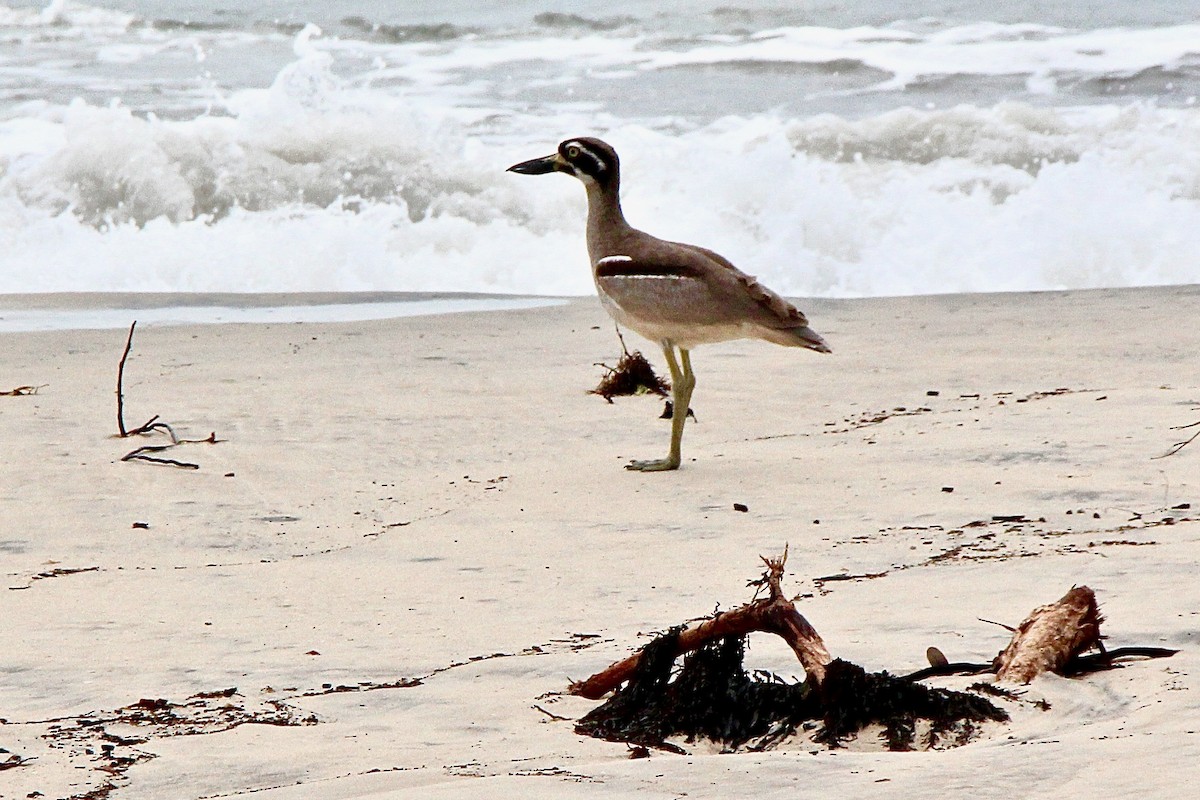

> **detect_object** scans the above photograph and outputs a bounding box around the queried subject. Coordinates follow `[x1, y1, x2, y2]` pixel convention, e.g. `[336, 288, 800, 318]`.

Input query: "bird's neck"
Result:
[584, 179, 632, 261]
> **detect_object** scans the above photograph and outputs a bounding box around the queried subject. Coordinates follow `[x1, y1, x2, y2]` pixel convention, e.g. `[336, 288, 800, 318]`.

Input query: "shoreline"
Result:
[1, 285, 1198, 799]
[0, 292, 567, 332]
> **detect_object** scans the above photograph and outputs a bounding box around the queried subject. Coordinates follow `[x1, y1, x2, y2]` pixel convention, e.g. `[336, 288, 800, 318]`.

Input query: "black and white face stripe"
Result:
[559, 137, 617, 185]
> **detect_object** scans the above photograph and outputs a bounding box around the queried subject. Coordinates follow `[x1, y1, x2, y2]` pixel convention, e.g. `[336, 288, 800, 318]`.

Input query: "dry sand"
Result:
[1, 286, 1198, 799]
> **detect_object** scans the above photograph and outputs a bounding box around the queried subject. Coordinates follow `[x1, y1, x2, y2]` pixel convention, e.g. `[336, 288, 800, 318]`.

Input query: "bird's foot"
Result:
[625, 456, 681, 472]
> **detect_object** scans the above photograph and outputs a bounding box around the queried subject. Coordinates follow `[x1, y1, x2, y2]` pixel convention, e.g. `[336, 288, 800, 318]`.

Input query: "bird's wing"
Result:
[672, 242, 813, 330]
[592, 242, 806, 332]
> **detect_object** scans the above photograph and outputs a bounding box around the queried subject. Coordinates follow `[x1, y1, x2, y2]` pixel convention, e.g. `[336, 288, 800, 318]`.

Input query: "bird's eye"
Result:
[566, 145, 580, 159]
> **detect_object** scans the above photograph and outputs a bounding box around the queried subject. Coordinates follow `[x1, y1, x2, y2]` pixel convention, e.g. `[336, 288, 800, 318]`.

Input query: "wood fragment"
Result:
[569, 547, 831, 699]
[120, 445, 201, 470]
[116, 320, 137, 437]
[533, 704, 570, 721]
[0, 753, 34, 770]
[1154, 417, 1200, 459]
[902, 644, 1177, 683]
[994, 586, 1103, 683]
[1, 384, 47, 396]
[112, 320, 219, 468]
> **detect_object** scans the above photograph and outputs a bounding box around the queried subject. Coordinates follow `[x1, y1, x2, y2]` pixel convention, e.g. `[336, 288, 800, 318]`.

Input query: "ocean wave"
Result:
[339, 16, 470, 44]
[531, 12, 636, 33]
[640, 22, 1200, 89]
[788, 103, 1083, 169]
[1, 23, 1198, 298]
[4, 101, 514, 228]
[1, 33, 548, 230]
[0, 0, 133, 32]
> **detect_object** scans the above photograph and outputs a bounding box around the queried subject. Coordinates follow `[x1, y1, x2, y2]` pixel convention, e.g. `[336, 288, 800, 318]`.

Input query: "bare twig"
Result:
[120, 445, 200, 470]
[116, 321, 137, 437]
[977, 617, 1018, 632]
[1154, 418, 1200, 459]
[570, 548, 830, 699]
[2, 384, 47, 396]
[112, 320, 220, 468]
[533, 704, 570, 721]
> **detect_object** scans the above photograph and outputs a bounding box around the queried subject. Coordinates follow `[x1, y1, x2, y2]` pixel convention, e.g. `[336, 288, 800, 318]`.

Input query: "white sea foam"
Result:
[1, 12, 1198, 299]
[3, 94, 1200, 297]
[0, 0, 133, 31]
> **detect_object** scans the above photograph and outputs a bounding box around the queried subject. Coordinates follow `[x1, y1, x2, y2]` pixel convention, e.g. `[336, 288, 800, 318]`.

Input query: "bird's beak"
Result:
[507, 152, 568, 175]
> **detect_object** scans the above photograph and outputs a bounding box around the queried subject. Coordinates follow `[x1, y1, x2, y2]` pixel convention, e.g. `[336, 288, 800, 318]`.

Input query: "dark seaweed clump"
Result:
[575, 632, 1008, 753]
[590, 350, 670, 402]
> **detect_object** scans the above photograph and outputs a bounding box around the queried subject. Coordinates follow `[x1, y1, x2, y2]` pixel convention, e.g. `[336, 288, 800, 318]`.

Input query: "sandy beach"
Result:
[1, 286, 1198, 799]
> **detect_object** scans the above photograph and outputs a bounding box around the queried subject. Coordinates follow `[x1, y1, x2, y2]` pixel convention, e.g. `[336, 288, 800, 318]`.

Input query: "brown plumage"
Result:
[509, 136, 830, 471]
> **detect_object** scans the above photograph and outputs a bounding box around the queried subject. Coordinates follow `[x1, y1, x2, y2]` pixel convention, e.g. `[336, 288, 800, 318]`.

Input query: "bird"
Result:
[508, 136, 830, 472]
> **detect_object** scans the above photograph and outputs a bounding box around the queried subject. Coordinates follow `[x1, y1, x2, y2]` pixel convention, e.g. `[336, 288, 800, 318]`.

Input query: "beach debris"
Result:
[905, 588, 1176, 683]
[812, 570, 888, 595]
[533, 704, 571, 721]
[571, 548, 830, 700]
[571, 549, 1005, 752]
[114, 320, 220, 469]
[658, 399, 696, 420]
[16, 689, 316, 799]
[994, 586, 1103, 683]
[827, 387, 1103, 434]
[1, 384, 46, 396]
[8, 565, 101, 591]
[1154, 414, 1200, 459]
[590, 327, 670, 402]
[733, 502, 749, 512]
[571, 555, 1178, 753]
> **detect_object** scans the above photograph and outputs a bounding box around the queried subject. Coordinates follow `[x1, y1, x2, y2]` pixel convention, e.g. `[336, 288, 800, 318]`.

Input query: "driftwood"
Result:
[570, 548, 830, 699]
[570, 555, 1178, 752]
[994, 586, 1102, 683]
[902, 586, 1177, 683]
[114, 320, 219, 468]
[1155, 416, 1200, 459]
[116, 320, 170, 438]
[572, 551, 1007, 752]
[2, 384, 47, 396]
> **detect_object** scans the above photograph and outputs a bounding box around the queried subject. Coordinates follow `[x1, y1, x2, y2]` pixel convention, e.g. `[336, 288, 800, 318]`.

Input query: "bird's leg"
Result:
[627, 344, 694, 472]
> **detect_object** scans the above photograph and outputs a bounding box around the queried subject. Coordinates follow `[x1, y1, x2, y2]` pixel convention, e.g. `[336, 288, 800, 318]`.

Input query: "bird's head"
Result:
[507, 137, 619, 187]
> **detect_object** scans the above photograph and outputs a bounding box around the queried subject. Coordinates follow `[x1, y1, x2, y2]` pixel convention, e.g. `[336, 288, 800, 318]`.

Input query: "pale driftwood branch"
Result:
[994, 586, 1103, 683]
[569, 548, 831, 699]
[2, 384, 47, 396]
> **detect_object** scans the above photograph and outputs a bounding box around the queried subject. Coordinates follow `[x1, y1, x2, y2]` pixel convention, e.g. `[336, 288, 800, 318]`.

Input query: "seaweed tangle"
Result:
[576, 632, 1008, 753]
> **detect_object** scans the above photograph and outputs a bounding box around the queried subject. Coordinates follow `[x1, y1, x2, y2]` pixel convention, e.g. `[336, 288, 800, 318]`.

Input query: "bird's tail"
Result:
[764, 325, 831, 353]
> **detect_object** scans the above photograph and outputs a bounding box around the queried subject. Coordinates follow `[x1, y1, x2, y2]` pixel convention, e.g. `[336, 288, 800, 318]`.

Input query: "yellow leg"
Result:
[627, 344, 696, 472]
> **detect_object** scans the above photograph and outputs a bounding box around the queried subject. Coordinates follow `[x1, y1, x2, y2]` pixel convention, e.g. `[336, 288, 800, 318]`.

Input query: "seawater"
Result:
[1, 0, 1198, 297]
[0, 296, 563, 331]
